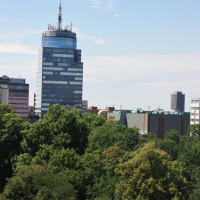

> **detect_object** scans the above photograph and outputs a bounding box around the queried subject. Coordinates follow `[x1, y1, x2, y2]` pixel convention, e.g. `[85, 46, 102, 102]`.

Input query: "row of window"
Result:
[60, 72, 83, 76]
[43, 67, 63, 71]
[53, 54, 74, 58]
[68, 68, 83, 72]
[74, 90, 82, 94]
[42, 103, 50, 106]
[58, 63, 71, 67]
[43, 67, 83, 72]
[43, 71, 53, 75]
[43, 62, 53, 66]
[43, 80, 82, 85]
[69, 81, 82, 85]
[75, 77, 83, 81]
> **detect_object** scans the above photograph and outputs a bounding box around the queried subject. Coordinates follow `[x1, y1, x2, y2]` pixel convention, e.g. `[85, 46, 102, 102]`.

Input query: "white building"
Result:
[190, 98, 200, 125]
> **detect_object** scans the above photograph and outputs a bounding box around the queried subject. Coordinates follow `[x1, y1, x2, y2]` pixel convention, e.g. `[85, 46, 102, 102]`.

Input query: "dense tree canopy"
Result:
[0, 104, 200, 199]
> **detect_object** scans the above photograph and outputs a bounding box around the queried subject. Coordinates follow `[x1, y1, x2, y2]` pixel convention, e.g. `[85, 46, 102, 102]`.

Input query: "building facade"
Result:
[171, 91, 185, 112]
[0, 75, 10, 104]
[0, 76, 29, 118]
[107, 110, 190, 139]
[190, 98, 200, 125]
[35, 2, 83, 116]
[8, 78, 29, 118]
[126, 112, 190, 139]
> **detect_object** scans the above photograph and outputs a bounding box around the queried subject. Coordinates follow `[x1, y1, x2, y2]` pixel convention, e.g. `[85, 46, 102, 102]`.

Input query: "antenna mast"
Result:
[58, 0, 62, 30]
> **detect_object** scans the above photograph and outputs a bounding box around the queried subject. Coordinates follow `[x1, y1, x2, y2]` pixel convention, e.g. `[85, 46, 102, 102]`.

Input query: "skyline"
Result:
[0, 0, 200, 111]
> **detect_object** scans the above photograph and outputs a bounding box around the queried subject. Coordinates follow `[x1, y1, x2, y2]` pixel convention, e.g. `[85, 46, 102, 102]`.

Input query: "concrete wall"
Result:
[126, 113, 190, 138]
[126, 113, 148, 134]
[149, 114, 159, 138]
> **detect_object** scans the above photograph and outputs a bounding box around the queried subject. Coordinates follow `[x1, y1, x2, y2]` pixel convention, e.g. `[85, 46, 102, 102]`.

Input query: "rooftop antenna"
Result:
[70, 22, 73, 31]
[58, 0, 62, 30]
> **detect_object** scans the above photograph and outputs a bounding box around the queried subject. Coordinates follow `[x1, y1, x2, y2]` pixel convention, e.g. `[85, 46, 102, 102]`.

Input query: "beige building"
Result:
[0, 75, 9, 104]
[190, 98, 200, 125]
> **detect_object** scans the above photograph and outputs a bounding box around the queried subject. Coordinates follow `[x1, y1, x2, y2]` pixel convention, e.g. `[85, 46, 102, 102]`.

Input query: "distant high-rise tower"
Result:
[35, 1, 83, 116]
[171, 91, 185, 112]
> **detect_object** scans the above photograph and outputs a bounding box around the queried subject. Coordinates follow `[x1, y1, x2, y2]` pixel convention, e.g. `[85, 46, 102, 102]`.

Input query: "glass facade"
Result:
[35, 29, 83, 117]
[42, 37, 77, 49]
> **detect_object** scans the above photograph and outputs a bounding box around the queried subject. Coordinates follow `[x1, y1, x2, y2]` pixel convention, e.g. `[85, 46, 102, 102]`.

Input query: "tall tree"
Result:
[1, 158, 77, 200]
[115, 143, 189, 200]
[0, 104, 23, 192]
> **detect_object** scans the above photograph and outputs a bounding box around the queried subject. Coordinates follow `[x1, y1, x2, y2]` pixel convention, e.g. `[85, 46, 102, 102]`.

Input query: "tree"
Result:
[115, 143, 189, 200]
[82, 112, 106, 130]
[165, 130, 180, 144]
[1, 159, 77, 200]
[86, 120, 140, 153]
[189, 166, 200, 200]
[21, 105, 90, 155]
[0, 104, 23, 192]
[88, 146, 125, 200]
[156, 139, 179, 161]
[188, 124, 200, 137]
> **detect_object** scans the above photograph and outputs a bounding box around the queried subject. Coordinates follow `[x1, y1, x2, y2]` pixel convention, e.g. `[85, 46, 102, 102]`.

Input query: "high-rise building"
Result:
[171, 91, 185, 112]
[0, 75, 29, 118]
[35, 2, 83, 116]
[190, 98, 200, 125]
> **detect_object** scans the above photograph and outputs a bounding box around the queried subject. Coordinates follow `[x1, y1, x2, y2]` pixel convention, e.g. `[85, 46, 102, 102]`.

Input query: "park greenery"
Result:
[0, 103, 200, 199]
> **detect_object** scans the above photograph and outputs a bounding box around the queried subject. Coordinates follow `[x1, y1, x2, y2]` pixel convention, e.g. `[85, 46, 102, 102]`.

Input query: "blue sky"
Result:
[0, 0, 200, 110]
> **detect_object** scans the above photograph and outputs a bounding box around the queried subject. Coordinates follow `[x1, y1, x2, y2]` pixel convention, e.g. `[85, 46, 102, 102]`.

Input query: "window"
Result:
[74, 91, 82, 94]
[53, 54, 74, 58]
[69, 81, 82, 85]
[60, 72, 83, 76]
[58, 63, 70, 67]
[43, 71, 53, 75]
[75, 77, 83, 81]
[68, 68, 83, 72]
[43, 80, 68, 84]
[43, 62, 53, 66]
[42, 103, 50, 106]
[43, 67, 63, 71]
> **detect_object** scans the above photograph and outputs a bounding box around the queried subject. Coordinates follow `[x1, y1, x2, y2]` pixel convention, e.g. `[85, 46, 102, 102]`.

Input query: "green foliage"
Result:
[156, 139, 179, 160]
[188, 124, 200, 137]
[165, 130, 180, 144]
[1, 162, 76, 200]
[86, 120, 140, 153]
[82, 112, 106, 130]
[178, 136, 200, 167]
[189, 166, 200, 200]
[37, 146, 81, 173]
[115, 143, 189, 200]
[21, 104, 89, 155]
[0, 104, 24, 192]
[0, 105, 198, 199]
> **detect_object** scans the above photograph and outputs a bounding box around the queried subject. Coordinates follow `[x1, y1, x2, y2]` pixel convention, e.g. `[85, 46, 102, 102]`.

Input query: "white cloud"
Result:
[83, 52, 200, 110]
[90, 0, 113, 10]
[0, 27, 41, 40]
[93, 38, 109, 44]
[74, 28, 109, 44]
[114, 13, 120, 18]
[76, 0, 115, 12]
[0, 43, 38, 54]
